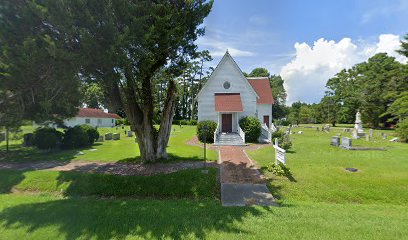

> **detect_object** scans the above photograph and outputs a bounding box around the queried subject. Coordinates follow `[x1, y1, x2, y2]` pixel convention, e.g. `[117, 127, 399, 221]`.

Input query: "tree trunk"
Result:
[124, 78, 177, 163]
[6, 127, 9, 153]
[156, 79, 177, 159]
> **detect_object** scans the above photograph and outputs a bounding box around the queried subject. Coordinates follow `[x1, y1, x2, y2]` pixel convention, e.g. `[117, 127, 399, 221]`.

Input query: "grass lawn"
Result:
[0, 125, 407, 239]
[0, 125, 217, 163]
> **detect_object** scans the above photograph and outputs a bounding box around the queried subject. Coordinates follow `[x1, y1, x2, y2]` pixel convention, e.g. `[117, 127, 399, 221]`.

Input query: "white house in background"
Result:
[196, 51, 274, 145]
[63, 108, 121, 127]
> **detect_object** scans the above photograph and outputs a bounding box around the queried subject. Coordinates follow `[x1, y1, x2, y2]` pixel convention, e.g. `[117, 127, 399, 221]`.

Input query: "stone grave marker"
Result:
[105, 133, 112, 140]
[96, 135, 104, 142]
[127, 131, 133, 137]
[365, 134, 370, 142]
[381, 132, 386, 140]
[113, 133, 120, 140]
[341, 137, 352, 149]
[331, 136, 340, 147]
[369, 129, 373, 137]
[389, 137, 398, 142]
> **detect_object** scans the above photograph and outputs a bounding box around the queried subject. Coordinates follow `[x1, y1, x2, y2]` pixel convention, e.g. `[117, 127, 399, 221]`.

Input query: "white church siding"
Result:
[256, 104, 273, 127]
[197, 52, 258, 126]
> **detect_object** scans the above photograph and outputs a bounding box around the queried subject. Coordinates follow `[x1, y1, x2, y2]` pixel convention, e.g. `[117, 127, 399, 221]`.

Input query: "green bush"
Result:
[275, 119, 290, 126]
[189, 120, 198, 125]
[79, 124, 99, 145]
[33, 128, 62, 150]
[239, 116, 261, 143]
[268, 162, 292, 176]
[396, 119, 408, 142]
[172, 119, 180, 125]
[23, 133, 35, 147]
[278, 135, 292, 150]
[196, 120, 217, 143]
[62, 126, 90, 149]
[180, 120, 189, 125]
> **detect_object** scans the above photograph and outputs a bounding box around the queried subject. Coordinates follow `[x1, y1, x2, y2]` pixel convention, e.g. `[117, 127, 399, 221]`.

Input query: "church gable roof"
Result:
[196, 51, 259, 100]
[247, 77, 275, 104]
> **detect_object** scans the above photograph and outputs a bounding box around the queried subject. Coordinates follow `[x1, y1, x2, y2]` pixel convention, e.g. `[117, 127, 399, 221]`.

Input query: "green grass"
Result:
[0, 125, 407, 239]
[246, 126, 408, 205]
[0, 194, 406, 239]
[0, 168, 218, 199]
[0, 125, 218, 163]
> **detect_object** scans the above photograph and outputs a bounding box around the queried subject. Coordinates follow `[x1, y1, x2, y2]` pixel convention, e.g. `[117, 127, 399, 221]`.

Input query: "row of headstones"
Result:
[331, 136, 353, 149]
[97, 131, 135, 142]
[315, 124, 331, 132]
[344, 128, 389, 140]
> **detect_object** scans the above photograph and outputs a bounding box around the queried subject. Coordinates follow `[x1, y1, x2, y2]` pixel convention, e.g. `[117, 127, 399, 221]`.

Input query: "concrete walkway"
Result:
[219, 146, 277, 207]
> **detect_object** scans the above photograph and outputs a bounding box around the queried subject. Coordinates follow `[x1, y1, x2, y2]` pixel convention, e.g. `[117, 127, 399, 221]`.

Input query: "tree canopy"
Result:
[0, 0, 213, 162]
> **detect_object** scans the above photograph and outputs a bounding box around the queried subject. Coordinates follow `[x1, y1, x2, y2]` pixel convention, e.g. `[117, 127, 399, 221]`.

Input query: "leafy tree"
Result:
[0, 90, 23, 152]
[397, 34, 408, 58]
[248, 68, 269, 77]
[0, 1, 81, 124]
[81, 83, 105, 109]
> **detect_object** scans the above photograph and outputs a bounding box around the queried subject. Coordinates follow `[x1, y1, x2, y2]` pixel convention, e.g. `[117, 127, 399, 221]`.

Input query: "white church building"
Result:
[196, 51, 275, 145]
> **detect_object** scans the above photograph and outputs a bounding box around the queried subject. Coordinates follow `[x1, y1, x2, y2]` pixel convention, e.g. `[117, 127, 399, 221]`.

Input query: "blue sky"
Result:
[196, 0, 408, 104]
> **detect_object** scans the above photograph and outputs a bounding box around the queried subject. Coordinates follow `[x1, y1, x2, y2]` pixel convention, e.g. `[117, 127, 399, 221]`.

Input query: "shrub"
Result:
[78, 124, 99, 145]
[278, 135, 292, 150]
[33, 128, 62, 150]
[180, 119, 189, 125]
[275, 119, 290, 126]
[62, 126, 90, 149]
[239, 116, 261, 143]
[23, 133, 35, 147]
[172, 119, 180, 125]
[196, 120, 217, 143]
[268, 162, 292, 176]
[189, 120, 198, 125]
[396, 119, 408, 142]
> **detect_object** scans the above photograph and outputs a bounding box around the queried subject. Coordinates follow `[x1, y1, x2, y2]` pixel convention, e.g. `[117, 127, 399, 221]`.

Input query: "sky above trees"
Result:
[196, 0, 408, 104]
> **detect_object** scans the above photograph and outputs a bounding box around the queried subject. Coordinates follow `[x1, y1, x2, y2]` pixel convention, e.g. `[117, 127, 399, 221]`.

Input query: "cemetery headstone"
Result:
[365, 135, 370, 142]
[381, 132, 386, 140]
[105, 133, 112, 140]
[369, 129, 373, 137]
[389, 137, 398, 142]
[96, 135, 104, 142]
[127, 131, 133, 137]
[341, 137, 352, 149]
[298, 131, 303, 134]
[331, 136, 340, 147]
[353, 110, 366, 139]
[113, 133, 120, 140]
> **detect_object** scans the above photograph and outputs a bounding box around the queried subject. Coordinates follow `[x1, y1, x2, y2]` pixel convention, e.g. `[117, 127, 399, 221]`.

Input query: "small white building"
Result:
[63, 108, 120, 128]
[196, 51, 274, 144]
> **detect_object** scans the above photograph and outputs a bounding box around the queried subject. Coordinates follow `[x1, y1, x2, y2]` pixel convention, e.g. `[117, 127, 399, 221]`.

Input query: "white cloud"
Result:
[280, 34, 407, 104]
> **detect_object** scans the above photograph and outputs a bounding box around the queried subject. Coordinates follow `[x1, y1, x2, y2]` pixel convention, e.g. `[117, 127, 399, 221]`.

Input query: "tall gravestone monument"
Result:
[352, 110, 366, 139]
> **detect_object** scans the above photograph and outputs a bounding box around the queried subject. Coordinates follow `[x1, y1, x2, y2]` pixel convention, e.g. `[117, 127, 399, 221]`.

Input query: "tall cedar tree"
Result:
[1, 0, 212, 162]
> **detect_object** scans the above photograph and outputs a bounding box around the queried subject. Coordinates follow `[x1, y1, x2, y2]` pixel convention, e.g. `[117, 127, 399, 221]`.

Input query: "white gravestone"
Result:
[342, 137, 352, 149]
[353, 110, 366, 139]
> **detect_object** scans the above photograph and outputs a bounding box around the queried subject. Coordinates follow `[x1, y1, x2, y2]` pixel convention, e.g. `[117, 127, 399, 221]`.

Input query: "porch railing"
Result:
[213, 124, 219, 144]
[238, 126, 245, 143]
[261, 124, 272, 142]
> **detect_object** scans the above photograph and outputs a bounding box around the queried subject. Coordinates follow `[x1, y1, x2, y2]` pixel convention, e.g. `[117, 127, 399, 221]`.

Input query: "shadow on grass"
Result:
[0, 198, 272, 239]
[0, 143, 92, 163]
[0, 170, 25, 193]
[116, 153, 207, 164]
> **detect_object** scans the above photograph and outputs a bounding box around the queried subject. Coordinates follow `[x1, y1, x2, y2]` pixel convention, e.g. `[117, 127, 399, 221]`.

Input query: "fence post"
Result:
[274, 138, 278, 165]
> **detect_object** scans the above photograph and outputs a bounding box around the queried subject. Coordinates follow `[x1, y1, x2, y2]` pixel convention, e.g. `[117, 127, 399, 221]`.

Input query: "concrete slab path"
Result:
[219, 146, 277, 207]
